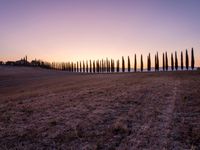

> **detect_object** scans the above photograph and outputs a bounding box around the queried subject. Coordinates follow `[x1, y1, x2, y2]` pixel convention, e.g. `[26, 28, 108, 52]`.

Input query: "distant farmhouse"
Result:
[2, 56, 51, 69]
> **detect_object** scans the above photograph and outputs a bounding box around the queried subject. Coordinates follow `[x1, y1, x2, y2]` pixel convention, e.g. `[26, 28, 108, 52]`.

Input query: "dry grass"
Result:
[0, 66, 200, 149]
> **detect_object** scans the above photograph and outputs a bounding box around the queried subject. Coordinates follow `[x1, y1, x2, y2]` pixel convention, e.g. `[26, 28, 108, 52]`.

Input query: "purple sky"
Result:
[0, 0, 200, 67]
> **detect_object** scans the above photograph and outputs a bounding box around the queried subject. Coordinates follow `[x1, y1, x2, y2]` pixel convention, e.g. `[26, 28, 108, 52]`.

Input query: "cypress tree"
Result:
[181, 51, 183, 70]
[108, 60, 110, 72]
[83, 61, 85, 73]
[141, 54, 143, 72]
[90, 60, 92, 73]
[171, 53, 174, 71]
[86, 60, 88, 73]
[97, 60, 99, 73]
[128, 56, 130, 72]
[122, 56, 125, 72]
[110, 59, 113, 72]
[165, 52, 168, 71]
[163, 53, 165, 71]
[191, 48, 194, 70]
[80, 61, 82, 72]
[106, 58, 109, 73]
[157, 52, 159, 71]
[148, 53, 151, 71]
[117, 60, 120, 72]
[155, 54, 157, 71]
[147, 56, 149, 71]
[134, 54, 137, 72]
[186, 49, 189, 70]
[74, 63, 76, 72]
[76, 62, 79, 72]
[71, 63, 73, 71]
[93, 60, 95, 73]
[175, 51, 178, 71]
[112, 59, 115, 72]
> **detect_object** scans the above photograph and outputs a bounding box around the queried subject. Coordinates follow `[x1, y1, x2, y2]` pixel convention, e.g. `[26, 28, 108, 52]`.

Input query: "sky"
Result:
[0, 0, 200, 67]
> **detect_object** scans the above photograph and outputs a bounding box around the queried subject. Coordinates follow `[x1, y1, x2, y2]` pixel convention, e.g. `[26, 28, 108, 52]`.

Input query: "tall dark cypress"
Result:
[86, 60, 88, 73]
[90, 60, 92, 73]
[108, 60, 110, 72]
[71, 62, 73, 72]
[165, 52, 168, 71]
[117, 60, 120, 72]
[93, 60, 95, 73]
[122, 56, 125, 72]
[181, 51, 183, 70]
[186, 49, 189, 70]
[163, 53, 165, 71]
[191, 48, 194, 70]
[106, 58, 109, 73]
[141, 54, 143, 72]
[134, 54, 137, 72]
[83, 61, 85, 73]
[155, 54, 157, 71]
[74, 63, 76, 72]
[175, 51, 178, 71]
[77, 61, 79, 72]
[80, 61, 82, 72]
[113, 59, 115, 72]
[157, 52, 159, 71]
[149, 53, 151, 71]
[171, 53, 174, 71]
[97, 60, 99, 73]
[128, 56, 130, 72]
[147, 55, 149, 71]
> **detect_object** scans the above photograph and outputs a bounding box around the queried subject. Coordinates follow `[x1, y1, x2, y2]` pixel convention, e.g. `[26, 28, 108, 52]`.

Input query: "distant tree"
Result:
[175, 51, 178, 71]
[163, 53, 165, 71]
[76, 61, 79, 72]
[113, 59, 115, 72]
[165, 52, 168, 71]
[191, 48, 195, 70]
[74, 63, 76, 72]
[102, 59, 105, 72]
[147, 56, 149, 71]
[122, 56, 125, 72]
[93, 60, 95, 73]
[147, 53, 151, 71]
[71, 62, 74, 72]
[186, 49, 189, 70]
[80, 61, 82, 72]
[108, 59, 110, 72]
[134, 54, 137, 72]
[96, 60, 99, 73]
[128, 56, 130, 72]
[117, 60, 120, 72]
[141, 54, 143, 72]
[155, 54, 157, 72]
[90, 60, 92, 73]
[86, 60, 88, 73]
[100, 59, 102, 72]
[106, 58, 109, 73]
[157, 52, 159, 71]
[111, 59, 115, 72]
[181, 51, 183, 70]
[171, 53, 174, 71]
[83, 61, 85, 73]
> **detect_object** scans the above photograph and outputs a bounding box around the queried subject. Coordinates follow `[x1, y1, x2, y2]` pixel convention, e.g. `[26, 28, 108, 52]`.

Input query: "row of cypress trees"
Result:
[50, 48, 195, 72]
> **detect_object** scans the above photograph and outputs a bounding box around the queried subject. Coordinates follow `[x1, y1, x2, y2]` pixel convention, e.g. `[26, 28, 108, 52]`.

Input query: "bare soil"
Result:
[0, 66, 200, 150]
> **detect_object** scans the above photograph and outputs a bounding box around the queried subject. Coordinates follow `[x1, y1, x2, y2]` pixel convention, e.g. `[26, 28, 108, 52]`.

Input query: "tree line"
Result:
[3, 48, 195, 72]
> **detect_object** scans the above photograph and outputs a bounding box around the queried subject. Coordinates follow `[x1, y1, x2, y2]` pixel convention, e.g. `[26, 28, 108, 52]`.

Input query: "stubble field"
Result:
[0, 66, 200, 149]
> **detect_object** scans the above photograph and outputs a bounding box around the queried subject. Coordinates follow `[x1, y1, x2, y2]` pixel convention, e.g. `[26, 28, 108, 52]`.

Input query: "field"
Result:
[0, 66, 200, 149]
